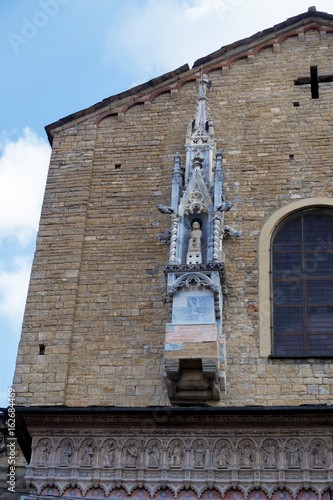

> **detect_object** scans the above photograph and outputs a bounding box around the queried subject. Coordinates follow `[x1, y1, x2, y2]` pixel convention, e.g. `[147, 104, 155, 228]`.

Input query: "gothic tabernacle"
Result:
[4, 7, 333, 500]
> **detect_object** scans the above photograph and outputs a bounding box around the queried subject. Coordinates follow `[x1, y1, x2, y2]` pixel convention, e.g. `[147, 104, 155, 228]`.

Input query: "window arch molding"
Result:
[259, 197, 333, 357]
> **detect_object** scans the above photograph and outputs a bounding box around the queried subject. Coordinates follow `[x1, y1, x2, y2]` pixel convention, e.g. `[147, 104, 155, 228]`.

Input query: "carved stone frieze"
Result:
[27, 430, 332, 499]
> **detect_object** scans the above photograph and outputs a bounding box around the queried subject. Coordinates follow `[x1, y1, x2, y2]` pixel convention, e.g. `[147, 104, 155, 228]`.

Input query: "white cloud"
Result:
[103, 0, 333, 88]
[0, 256, 32, 326]
[0, 127, 50, 246]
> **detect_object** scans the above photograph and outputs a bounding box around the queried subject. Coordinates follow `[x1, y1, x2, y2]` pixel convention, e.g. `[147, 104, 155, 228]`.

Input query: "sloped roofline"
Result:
[45, 8, 333, 145]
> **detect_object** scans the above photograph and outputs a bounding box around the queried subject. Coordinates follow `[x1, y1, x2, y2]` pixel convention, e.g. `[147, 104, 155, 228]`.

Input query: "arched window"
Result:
[271, 208, 333, 356]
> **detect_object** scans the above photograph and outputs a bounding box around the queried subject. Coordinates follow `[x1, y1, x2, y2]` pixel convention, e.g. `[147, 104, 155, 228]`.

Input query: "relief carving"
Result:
[102, 439, 117, 467]
[58, 438, 75, 466]
[191, 439, 207, 468]
[124, 439, 140, 467]
[184, 190, 208, 215]
[285, 439, 303, 467]
[146, 439, 162, 467]
[80, 439, 96, 467]
[309, 439, 327, 467]
[261, 439, 279, 468]
[238, 439, 256, 467]
[168, 439, 185, 467]
[28, 431, 331, 497]
[214, 439, 232, 468]
[37, 438, 53, 466]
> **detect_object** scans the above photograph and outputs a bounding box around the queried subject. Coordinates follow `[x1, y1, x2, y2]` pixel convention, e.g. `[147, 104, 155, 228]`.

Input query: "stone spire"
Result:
[191, 74, 210, 141]
[185, 74, 215, 187]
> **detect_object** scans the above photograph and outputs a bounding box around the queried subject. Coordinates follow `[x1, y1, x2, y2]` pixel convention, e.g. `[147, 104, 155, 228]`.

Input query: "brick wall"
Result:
[13, 27, 333, 406]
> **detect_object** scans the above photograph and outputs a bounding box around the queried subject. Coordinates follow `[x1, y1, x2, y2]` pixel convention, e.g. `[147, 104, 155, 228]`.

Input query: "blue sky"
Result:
[1, 0, 333, 408]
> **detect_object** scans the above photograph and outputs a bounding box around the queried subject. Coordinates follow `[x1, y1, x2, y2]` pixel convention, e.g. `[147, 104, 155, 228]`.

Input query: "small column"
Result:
[171, 152, 183, 211]
[214, 150, 224, 211]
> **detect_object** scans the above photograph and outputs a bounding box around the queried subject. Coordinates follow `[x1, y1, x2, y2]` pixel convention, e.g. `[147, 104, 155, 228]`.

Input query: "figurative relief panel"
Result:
[57, 438, 75, 466]
[308, 439, 327, 467]
[191, 439, 207, 468]
[261, 439, 279, 468]
[214, 439, 232, 468]
[123, 439, 140, 467]
[37, 438, 53, 466]
[167, 439, 185, 467]
[146, 439, 162, 467]
[79, 439, 96, 467]
[101, 439, 117, 467]
[238, 439, 256, 467]
[29, 436, 330, 500]
[285, 439, 303, 468]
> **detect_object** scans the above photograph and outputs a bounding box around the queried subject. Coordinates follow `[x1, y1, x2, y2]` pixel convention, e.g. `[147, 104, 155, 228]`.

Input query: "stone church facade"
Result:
[8, 7, 333, 500]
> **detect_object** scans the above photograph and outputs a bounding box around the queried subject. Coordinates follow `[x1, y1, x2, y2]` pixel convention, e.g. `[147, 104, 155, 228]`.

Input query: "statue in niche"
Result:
[193, 441, 206, 467]
[125, 440, 139, 467]
[81, 440, 94, 466]
[311, 440, 326, 466]
[38, 439, 52, 466]
[169, 441, 183, 467]
[188, 221, 202, 253]
[239, 441, 255, 467]
[147, 441, 160, 467]
[103, 441, 116, 467]
[262, 441, 277, 467]
[215, 442, 231, 467]
[286, 440, 302, 467]
[60, 440, 73, 466]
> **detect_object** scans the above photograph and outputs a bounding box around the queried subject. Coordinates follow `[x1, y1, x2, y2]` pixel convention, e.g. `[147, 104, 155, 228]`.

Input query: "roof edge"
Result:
[192, 9, 333, 68]
[44, 8, 333, 146]
[45, 63, 190, 145]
